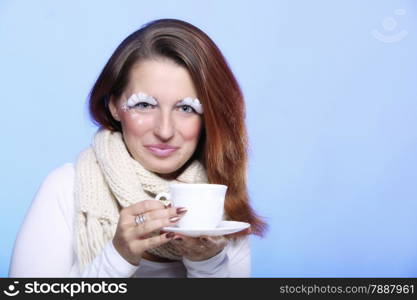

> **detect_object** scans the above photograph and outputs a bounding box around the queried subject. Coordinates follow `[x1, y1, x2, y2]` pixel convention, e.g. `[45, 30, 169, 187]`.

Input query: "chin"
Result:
[153, 168, 175, 175]
[147, 162, 182, 175]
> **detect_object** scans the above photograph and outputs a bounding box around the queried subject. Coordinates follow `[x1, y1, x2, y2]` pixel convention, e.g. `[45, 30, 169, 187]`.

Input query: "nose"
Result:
[154, 110, 175, 141]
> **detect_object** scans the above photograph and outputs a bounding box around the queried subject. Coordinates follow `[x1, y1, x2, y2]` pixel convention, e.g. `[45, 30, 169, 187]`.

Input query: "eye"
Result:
[134, 102, 155, 110]
[178, 105, 196, 113]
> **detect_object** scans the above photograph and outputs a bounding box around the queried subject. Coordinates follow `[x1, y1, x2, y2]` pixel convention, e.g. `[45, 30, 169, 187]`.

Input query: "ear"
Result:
[108, 96, 121, 121]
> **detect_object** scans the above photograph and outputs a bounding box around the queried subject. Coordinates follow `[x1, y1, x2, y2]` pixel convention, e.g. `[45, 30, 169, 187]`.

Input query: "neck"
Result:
[157, 158, 194, 181]
[157, 170, 181, 181]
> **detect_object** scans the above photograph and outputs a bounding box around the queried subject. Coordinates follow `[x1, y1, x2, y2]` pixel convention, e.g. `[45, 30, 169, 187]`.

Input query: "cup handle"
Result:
[155, 192, 171, 208]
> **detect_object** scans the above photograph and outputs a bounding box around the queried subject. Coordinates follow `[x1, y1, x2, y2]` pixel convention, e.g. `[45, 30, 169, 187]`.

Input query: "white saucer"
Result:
[162, 221, 250, 237]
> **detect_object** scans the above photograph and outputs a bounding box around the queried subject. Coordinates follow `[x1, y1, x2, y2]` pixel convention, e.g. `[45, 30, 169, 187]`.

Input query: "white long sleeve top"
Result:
[9, 163, 251, 278]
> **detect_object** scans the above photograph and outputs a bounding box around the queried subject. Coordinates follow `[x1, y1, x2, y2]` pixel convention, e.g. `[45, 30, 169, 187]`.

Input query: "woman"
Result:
[9, 19, 266, 277]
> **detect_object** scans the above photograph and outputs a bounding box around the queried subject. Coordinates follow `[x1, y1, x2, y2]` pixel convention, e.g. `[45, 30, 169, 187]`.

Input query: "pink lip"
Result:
[145, 144, 179, 157]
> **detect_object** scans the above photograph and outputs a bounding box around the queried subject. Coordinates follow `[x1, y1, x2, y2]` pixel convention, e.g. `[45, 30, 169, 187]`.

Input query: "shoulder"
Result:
[33, 163, 76, 228]
[19, 163, 77, 239]
[41, 163, 75, 192]
[47, 162, 75, 178]
[35, 163, 75, 209]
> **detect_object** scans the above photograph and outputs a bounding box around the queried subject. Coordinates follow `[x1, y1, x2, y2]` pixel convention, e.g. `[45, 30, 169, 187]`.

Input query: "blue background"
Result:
[1, 0, 416, 277]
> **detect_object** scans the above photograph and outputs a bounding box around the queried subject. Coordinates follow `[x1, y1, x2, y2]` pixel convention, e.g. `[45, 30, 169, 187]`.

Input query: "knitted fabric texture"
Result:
[74, 128, 208, 273]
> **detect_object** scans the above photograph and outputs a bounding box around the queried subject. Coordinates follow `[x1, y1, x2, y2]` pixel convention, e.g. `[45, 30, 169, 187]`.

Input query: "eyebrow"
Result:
[143, 94, 195, 105]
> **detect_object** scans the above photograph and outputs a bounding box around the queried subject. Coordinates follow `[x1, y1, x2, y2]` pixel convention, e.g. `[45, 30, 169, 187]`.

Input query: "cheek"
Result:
[121, 113, 153, 136]
[179, 118, 202, 141]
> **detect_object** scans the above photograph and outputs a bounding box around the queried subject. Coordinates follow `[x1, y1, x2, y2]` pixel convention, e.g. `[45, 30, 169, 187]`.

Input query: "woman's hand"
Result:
[112, 200, 186, 266]
[171, 234, 228, 261]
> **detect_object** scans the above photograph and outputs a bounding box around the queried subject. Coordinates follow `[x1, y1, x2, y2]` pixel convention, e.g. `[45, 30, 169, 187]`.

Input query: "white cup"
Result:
[155, 183, 227, 229]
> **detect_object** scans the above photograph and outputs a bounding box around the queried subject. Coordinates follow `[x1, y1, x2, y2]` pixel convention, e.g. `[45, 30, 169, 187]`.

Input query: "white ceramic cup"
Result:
[155, 183, 227, 229]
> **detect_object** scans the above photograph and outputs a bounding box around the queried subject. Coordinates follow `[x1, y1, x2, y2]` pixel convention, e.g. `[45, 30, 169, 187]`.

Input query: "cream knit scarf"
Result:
[74, 128, 208, 273]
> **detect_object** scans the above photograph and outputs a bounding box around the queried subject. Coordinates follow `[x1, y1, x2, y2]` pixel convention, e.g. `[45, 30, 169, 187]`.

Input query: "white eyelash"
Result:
[178, 97, 204, 114]
[120, 92, 203, 114]
[121, 92, 157, 111]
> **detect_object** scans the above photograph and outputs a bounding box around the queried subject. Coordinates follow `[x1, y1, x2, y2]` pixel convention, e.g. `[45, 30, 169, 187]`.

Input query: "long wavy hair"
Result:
[88, 19, 267, 236]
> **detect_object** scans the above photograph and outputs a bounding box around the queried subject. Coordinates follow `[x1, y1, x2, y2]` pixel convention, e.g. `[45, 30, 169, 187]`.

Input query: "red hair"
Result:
[89, 19, 267, 236]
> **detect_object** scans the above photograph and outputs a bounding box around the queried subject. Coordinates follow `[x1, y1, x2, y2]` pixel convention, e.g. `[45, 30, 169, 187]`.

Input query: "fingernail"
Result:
[174, 237, 183, 242]
[169, 216, 180, 223]
[176, 207, 187, 215]
[166, 232, 175, 239]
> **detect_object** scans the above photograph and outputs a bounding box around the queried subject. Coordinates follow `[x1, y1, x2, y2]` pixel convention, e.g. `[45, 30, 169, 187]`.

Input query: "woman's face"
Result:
[109, 58, 203, 175]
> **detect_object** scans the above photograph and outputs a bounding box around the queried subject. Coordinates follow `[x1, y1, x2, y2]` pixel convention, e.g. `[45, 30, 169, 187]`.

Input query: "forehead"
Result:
[125, 58, 197, 102]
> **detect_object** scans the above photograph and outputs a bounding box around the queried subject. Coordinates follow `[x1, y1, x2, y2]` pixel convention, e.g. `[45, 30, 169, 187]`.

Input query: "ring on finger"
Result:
[134, 214, 147, 226]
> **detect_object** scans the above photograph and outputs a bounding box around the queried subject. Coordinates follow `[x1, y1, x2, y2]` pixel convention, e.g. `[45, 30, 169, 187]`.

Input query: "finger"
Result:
[126, 206, 187, 229]
[202, 236, 228, 249]
[199, 235, 224, 243]
[122, 200, 165, 217]
[175, 235, 219, 248]
[136, 232, 176, 251]
[138, 217, 180, 237]
[176, 239, 207, 255]
[199, 235, 211, 245]
[171, 244, 189, 256]
[170, 239, 193, 255]
[171, 235, 203, 250]
[143, 206, 187, 223]
[172, 235, 226, 251]
[198, 236, 216, 249]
